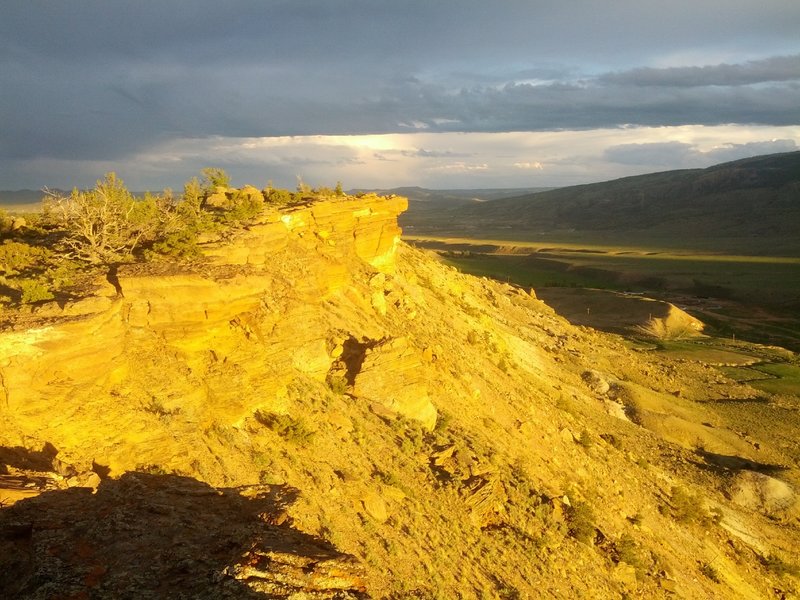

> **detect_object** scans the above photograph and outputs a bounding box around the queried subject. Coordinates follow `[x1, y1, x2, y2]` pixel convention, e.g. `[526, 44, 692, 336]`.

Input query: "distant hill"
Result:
[404, 152, 800, 255]
[353, 186, 548, 217]
[353, 186, 554, 205]
[0, 189, 47, 205]
[353, 186, 554, 234]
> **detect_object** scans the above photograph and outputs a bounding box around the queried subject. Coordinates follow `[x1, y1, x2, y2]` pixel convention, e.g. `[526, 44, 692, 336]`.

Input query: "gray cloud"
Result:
[604, 139, 799, 168]
[1, 1, 799, 187]
[368, 77, 800, 133]
[398, 148, 470, 158]
[704, 139, 799, 163]
[603, 142, 699, 167]
[600, 55, 800, 87]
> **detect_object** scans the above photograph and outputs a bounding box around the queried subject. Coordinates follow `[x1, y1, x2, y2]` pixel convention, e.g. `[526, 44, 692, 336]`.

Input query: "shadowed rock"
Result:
[0, 471, 368, 599]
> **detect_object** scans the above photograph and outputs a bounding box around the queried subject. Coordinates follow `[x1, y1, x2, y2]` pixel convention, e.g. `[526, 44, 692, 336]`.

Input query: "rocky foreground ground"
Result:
[1, 192, 798, 598]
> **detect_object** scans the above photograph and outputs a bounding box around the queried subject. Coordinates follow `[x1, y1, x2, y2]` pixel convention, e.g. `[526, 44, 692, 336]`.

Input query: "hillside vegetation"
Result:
[0, 170, 352, 309]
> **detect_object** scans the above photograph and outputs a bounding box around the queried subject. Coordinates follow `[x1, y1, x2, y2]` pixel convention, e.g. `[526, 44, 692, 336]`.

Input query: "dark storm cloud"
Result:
[599, 55, 800, 87]
[1, 1, 799, 185]
[371, 77, 800, 132]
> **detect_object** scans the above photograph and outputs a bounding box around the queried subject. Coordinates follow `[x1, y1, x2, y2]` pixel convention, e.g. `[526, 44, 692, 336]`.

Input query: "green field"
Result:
[411, 236, 800, 352]
[413, 236, 800, 301]
[750, 363, 800, 396]
[655, 340, 761, 365]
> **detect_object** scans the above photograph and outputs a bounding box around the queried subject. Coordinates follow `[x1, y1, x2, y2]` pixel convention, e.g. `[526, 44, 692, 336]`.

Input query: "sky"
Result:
[1, 1, 799, 191]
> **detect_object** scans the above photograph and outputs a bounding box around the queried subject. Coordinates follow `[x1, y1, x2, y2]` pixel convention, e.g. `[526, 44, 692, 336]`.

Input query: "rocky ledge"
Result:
[0, 192, 438, 477]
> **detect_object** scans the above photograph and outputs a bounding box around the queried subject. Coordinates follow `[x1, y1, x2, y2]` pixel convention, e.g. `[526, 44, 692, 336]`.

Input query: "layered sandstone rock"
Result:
[352, 337, 437, 430]
[0, 194, 414, 476]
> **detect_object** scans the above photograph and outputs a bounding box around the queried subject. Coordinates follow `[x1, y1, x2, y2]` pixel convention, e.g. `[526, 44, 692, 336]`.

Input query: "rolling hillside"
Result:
[404, 152, 800, 255]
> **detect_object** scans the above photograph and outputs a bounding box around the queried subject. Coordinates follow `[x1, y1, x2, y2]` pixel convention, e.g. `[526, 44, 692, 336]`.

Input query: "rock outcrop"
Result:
[0, 194, 413, 477]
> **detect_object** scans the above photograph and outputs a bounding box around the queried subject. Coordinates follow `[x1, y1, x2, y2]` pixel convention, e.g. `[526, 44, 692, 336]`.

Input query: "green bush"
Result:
[220, 189, 263, 224]
[201, 167, 230, 191]
[668, 486, 720, 525]
[616, 533, 647, 571]
[0, 241, 51, 275]
[263, 187, 290, 204]
[578, 430, 593, 448]
[763, 554, 799, 577]
[699, 562, 720, 583]
[255, 411, 315, 445]
[566, 500, 596, 543]
[19, 278, 54, 303]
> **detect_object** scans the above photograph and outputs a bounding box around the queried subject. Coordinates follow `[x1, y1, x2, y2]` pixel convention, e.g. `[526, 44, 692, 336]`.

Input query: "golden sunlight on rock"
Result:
[1, 188, 798, 599]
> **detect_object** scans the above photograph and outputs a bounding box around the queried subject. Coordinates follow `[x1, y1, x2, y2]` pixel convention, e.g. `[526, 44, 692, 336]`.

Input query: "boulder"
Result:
[362, 491, 389, 523]
[729, 470, 795, 518]
[582, 370, 610, 395]
[353, 337, 437, 430]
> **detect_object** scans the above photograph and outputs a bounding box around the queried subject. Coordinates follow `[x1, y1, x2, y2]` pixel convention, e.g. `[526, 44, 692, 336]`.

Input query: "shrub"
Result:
[220, 188, 263, 224]
[0, 241, 51, 275]
[0, 209, 13, 233]
[763, 554, 799, 577]
[699, 562, 720, 583]
[668, 486, 720, 525]
[434, 409, 452, 433]
[18, 278, 54, 304]
[142, 397, 180, 418]
[616, 533, 647, 571]
[326, 374, 348, 395]
[144, 179, 216, 259]
[635, 315, 698, 340]
[566, 500, 596, 543]
[255, 411, 315, 445]
[264, 187, 295, 205]
[201, 167, 230, 191]
[578, 430, 593, 448]
[47, 173, 161, 263]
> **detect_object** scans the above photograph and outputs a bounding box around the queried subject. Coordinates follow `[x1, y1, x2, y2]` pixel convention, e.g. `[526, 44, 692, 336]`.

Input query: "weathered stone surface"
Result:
[612, 561, 638, 588]
[352, 337, 437, 430]
[463, 476, 506, 528]
[362, 491, 389, 523]
[729, 470, 796, 518]
[0, 194, 408, 475]
[201, 195, 406, 275]
[582, 369, 610, 395]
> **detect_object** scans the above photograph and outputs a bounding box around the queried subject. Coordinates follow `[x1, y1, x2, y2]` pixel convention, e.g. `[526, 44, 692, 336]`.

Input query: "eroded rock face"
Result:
[729, 471, 796, 518]
[352, 337, 438, 430]
[202, 195, 407, 275]
[0, 194, 414, 475]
